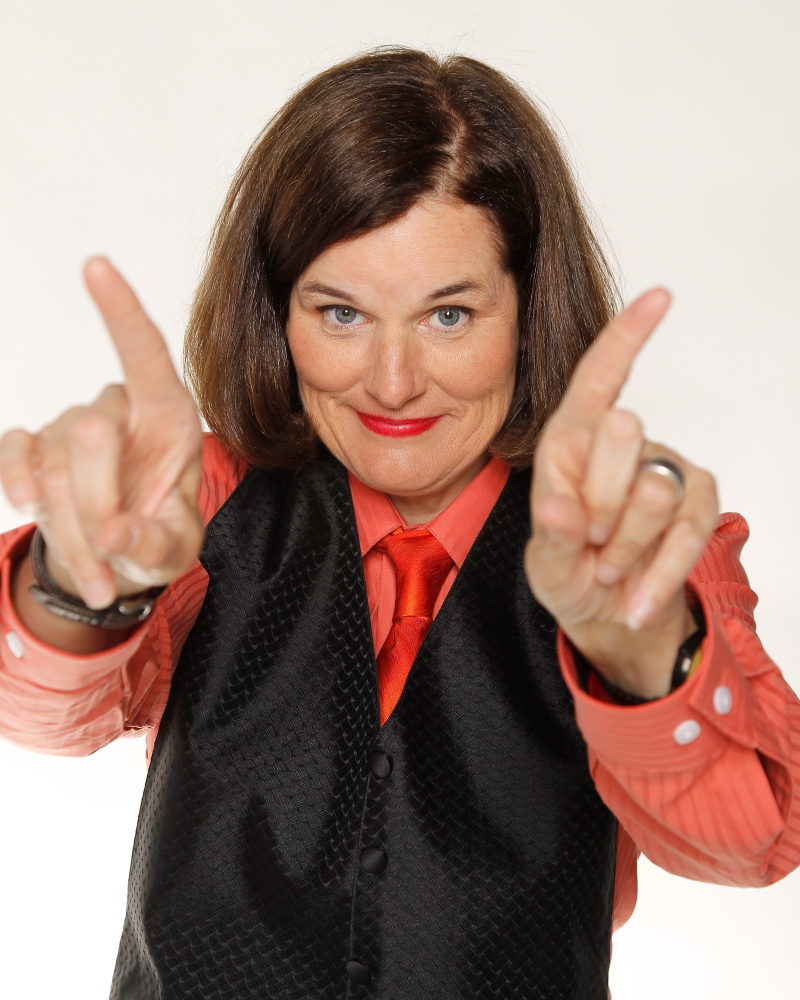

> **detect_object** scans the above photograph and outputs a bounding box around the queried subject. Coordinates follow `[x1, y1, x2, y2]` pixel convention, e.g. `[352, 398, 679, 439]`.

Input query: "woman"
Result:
[0, 48, 797, 1000]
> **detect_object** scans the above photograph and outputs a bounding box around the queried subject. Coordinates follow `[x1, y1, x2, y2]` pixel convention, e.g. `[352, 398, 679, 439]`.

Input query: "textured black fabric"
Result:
[111, 454, 616, 1000]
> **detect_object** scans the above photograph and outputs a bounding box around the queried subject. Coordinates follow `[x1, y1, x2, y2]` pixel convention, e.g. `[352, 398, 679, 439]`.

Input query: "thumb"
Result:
[96, 490, 205, 590]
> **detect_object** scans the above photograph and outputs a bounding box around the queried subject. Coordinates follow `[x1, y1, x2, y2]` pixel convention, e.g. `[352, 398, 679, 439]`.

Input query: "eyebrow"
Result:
[298, 282, 357, 302]
[297, 279, 489, 303]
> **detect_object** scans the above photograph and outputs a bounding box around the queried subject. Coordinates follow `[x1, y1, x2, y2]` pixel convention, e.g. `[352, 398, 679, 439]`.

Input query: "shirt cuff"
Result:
[0, 524, 148, 691]
[557, 585, 759, 772]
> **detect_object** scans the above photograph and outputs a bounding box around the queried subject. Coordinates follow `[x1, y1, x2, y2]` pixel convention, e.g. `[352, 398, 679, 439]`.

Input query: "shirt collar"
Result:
[348, 456, 512, 568]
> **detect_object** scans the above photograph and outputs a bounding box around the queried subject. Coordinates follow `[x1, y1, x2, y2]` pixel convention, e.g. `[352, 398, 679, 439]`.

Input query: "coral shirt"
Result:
[1, 435, 799, 935]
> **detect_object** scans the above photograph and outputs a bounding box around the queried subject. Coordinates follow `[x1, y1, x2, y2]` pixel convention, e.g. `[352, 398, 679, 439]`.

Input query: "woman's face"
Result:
[286, 197, 519, 514]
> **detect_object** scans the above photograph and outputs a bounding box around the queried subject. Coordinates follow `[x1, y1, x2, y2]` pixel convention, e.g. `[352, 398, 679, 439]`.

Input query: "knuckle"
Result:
[61, 405, 89, 426]
[70, 410, 114, 448]
[0, 427, 31, 453]
[40, 467, 71, 498]
[695, 468, 719, 503]
[131, 524, 172, 569]
[586, 501, 619, 525]
[605, 537, 643, 567]
[684, 469, 719, 531]
[95, 383, 130, 414]
[40, 407, 85, 443]
[676, 519, 709, 555]
[635, 474, 678, 515]
[98, 382, 126, 399]
[646, 440, 676, 459]
[605, 408, 642, 440]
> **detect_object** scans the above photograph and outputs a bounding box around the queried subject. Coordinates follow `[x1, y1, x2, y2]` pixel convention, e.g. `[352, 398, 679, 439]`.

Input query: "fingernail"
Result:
[84, 580, 114, 610]
[106, 523, 141, 555]
[626, 596, 655, 631]
[110, 556, 163, 587]
[6, 484, 35, 510]
[596, 562, 622, 586]
[588, 524, 607, 546]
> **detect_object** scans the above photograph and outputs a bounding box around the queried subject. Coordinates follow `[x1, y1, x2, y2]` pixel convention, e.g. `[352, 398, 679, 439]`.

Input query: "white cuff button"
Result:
[5, 632, 24, 659]
[713, 685, 733, 715]
[673, 719, 701, 745]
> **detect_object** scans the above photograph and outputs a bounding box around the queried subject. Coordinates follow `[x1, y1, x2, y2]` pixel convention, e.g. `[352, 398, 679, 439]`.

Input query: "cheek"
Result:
[436, 330, 518, 405]
[286, 322, 362, 396]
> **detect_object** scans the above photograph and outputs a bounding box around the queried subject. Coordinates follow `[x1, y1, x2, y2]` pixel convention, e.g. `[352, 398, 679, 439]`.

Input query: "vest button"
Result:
[346, 959, 371, 984]
[360, 846, 388, 874]
[369, 751, 392, 777]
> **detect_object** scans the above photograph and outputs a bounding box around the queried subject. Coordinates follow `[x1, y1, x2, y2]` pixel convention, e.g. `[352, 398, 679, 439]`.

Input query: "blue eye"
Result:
[321, 305, 368, 329]
[428, 307, 468, 330]
[333, 306, 358, 324]
[436, 307, 461, 327]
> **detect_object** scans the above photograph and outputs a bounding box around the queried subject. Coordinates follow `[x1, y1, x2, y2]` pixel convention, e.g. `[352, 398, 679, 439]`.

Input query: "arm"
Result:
[0, 259, 226, 755]
[559, 512, 800, 887]
[0, 435, 245, 757]
[524, 291, 800, 905]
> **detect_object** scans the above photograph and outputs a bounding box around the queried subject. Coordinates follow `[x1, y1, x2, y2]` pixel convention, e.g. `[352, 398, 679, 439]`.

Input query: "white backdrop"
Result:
[1, 1, 799, 997]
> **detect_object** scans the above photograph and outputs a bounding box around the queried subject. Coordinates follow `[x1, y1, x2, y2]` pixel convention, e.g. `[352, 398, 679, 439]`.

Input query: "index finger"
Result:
[83, 256, 184, 402]
[552, 288, 672, 431]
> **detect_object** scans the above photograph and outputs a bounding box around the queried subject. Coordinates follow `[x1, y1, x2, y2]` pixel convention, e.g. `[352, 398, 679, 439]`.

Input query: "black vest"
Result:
[111, 454, 617, 1000]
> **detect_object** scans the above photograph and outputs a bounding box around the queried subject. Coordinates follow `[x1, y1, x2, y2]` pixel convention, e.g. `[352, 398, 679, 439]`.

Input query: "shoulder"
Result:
[198, 433, 250, 526]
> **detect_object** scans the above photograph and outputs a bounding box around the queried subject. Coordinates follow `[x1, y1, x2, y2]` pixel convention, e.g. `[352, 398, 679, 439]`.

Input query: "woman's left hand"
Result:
[525, 289, 720, 699]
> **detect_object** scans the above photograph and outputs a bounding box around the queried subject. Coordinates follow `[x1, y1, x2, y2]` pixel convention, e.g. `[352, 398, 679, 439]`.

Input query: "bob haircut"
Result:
[185, 47, 619, 469]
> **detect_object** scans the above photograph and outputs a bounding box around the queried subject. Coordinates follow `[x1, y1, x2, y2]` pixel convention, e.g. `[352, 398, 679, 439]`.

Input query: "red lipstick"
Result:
[356, 412, 441, 437]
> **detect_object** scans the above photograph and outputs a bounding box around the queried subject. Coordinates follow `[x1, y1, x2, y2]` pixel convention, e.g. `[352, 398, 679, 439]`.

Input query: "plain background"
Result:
[1, 1, 799, 997]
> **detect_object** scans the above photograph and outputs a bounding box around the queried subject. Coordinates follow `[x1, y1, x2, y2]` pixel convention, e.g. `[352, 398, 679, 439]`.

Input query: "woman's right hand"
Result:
[0, 257, 204, 612]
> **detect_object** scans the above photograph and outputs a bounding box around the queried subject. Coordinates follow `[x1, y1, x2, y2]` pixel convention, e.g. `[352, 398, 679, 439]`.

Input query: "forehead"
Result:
[298, 198, 507, 298]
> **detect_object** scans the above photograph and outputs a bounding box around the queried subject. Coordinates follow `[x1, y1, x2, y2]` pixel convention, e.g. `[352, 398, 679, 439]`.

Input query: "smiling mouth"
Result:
[356, 411, 442, 437]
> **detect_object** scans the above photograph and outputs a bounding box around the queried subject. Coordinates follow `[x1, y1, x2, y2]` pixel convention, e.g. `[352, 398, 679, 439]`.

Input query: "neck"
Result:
[389, 455, 489, 525]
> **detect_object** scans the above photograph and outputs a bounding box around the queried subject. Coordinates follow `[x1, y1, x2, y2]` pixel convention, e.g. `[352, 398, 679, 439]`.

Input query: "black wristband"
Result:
[28, 528, 164, 629]
[584, 603, 707, 706]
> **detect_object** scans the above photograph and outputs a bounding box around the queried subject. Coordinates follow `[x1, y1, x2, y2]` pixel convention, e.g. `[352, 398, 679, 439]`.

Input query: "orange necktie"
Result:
[375, 527, 453, 725]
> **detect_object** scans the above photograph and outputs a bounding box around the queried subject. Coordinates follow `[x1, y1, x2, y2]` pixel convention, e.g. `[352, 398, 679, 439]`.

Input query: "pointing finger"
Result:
[553, 288, 671, 432]
[83, 256, 184, 404]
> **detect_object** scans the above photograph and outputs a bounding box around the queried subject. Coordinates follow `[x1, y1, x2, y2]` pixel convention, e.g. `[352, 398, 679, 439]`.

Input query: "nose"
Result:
[362, 326, 426, 410]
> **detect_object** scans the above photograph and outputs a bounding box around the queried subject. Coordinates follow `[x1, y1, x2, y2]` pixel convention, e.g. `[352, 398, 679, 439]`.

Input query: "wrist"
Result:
[29, 529, 163, 630]
[567, 600, 702, 701]
[11, 552, 136, 654]
[42, 537, 149, 603]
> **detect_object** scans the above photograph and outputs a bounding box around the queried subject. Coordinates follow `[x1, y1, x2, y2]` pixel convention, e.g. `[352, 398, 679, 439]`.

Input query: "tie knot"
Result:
[376, 527, 453, 620]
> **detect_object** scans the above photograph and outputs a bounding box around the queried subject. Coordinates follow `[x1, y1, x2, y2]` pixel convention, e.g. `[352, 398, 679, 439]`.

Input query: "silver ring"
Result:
[639, 456, 685, 503]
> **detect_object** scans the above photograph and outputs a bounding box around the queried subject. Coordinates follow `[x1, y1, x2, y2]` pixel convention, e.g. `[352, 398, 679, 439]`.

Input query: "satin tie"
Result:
[375, 527, 453, 725]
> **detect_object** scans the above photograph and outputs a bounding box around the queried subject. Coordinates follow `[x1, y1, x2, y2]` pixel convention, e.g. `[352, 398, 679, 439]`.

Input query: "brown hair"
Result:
[184, 47, 619, 469]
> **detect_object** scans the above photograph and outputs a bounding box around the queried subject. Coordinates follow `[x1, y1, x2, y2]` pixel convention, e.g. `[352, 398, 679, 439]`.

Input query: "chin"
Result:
[342, 438, 479, 498]
[350, 449, 437, 492]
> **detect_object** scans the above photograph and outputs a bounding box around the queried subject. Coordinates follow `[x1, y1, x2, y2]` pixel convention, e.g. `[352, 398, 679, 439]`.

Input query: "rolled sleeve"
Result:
[0, 525, 147, 690]
[558, 586, 759, 772]
[555, 512, 800, 890]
